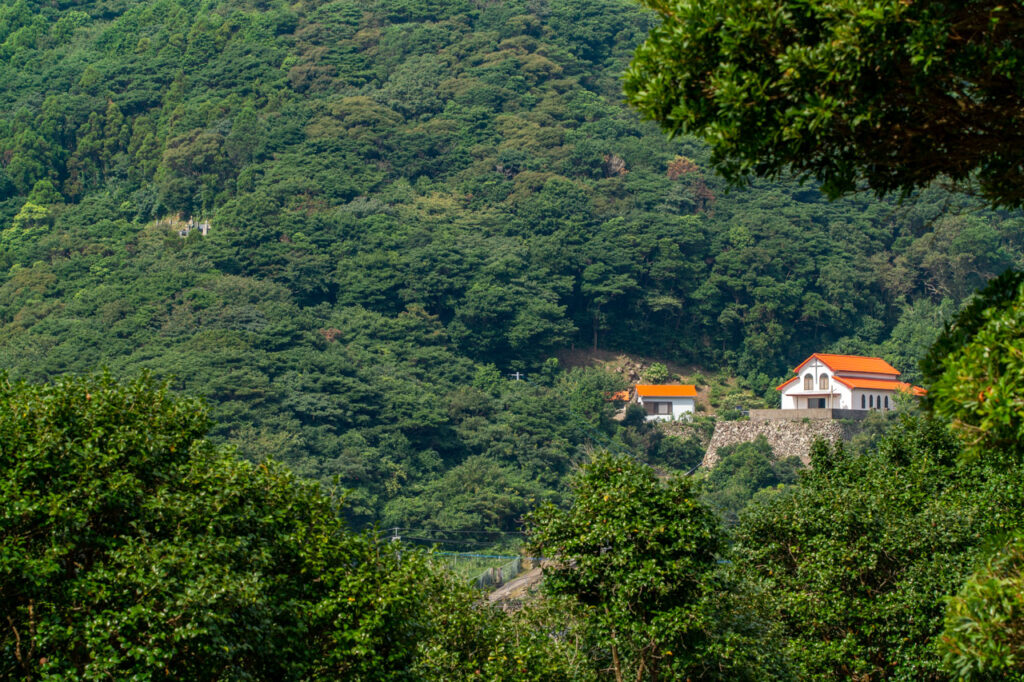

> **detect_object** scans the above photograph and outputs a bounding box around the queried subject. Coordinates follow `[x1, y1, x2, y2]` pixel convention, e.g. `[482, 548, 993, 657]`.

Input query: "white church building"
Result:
[776, 353, 925, 411]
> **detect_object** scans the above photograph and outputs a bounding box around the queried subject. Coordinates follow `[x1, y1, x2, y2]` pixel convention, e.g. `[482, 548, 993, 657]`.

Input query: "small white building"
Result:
[178, 218, 211, 237]
[635, 384, 697, 421]
[776, 353, 925, 411]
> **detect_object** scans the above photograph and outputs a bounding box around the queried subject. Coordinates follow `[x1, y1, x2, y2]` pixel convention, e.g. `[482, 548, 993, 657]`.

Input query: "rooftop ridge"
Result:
[792, 352, 901, 376]
[635, 384, 698, 398]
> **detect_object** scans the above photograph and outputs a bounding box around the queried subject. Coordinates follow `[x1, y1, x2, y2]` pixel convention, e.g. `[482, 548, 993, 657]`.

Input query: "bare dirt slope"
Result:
[555, 348, 715, 412]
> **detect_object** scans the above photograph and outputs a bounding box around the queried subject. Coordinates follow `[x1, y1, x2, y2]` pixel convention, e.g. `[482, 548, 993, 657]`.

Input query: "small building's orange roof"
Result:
[607, 390, 630, 402]
[795, 353, 900, 376]
[635, 384, 697, 398]
[832, 376, 926, 395]
[901, 383, 928, 397]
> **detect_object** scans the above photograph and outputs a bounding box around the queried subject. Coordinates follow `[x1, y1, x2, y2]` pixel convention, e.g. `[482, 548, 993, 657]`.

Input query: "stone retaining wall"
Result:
[749, 408, 867, 421]
[702, 418, 861, 468]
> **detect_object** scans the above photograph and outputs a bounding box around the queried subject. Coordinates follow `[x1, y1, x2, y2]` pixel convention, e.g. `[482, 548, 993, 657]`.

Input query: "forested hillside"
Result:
[0, 0, 1020, 530]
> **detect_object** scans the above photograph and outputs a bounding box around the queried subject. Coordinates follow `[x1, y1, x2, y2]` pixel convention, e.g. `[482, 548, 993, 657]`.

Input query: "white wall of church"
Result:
[779, 377, 861, 409]
[781, 383, 901, 411]
[852, 390, 895, 411]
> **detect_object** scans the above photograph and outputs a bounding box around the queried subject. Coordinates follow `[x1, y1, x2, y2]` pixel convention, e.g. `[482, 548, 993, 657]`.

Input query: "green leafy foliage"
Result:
[923, 270, 1024, 464]
[942, 533, 1024, 680]
[732, 417, 1024, 679]
[699, 436, 802, 525]
[915, 270, 1024, 679]
[412, 591, 598, 680]
[625, 0, 1024, 208]
[527, 451, 747, 680]
[1, 0, 1024, 675]
[0, 0, 1019, 594]
[0, 373, 475, 680]
[622, 422, 708, 472]
[640, 361, 670, 383]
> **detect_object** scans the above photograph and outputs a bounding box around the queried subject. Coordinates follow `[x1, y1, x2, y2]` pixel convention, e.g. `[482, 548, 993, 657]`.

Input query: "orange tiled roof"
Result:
[832, 376, 926, 395]
[635, 384, 698, 398]
[776, 376, 798, 391]
[901, 383, 928, 397]
[796, 353, 900, 376]
[607, 390, 630, 402]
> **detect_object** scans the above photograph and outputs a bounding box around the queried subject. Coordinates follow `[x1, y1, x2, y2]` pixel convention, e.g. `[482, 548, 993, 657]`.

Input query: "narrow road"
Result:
[487, 565, 544, 607]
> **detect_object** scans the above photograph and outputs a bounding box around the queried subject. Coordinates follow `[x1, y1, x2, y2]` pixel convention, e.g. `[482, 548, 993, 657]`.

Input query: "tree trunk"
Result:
[605, 605, 624, 682]
[611, 641, 624, 682]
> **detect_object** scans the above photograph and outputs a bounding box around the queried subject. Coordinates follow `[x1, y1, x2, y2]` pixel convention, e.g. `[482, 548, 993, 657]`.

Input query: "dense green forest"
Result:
[1, 0, 1021, 534]
[5, 0, 1024, 679]
[7, 366, 1024, 680]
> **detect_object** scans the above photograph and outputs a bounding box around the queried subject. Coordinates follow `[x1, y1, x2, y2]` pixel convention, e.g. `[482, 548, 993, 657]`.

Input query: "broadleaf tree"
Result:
[624, 0, 1024, 207]
[732, 419, 1024, 679]
[527, 450, 767, 680]
[0, 373, 462, 680]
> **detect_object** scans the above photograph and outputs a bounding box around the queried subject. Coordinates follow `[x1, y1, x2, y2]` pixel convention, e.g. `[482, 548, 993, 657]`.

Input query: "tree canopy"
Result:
[1, 0, 1017, 534]
[526, 450, 771, 680]
[732, 418, 1024, 679]
[2, 0, 1024, 677]
[625, 0, 1024, 207]
[0, 373, 464, 680]
[922, 270, 1024, 464]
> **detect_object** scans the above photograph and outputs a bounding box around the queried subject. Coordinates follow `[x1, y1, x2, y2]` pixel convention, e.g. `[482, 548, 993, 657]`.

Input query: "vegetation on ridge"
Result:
[0, 0, 1020, 534]
[3, 0, 1024, 676]
[625, 0, 1024, 207]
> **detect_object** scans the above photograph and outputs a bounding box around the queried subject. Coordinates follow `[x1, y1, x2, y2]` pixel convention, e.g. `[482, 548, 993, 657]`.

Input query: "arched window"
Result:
[803, 374, 814, 390]
[819, 374, 829, 390]
[884, 395, 889, 409]
[861, 395, 866, 408]
[869, 395, 874, 408]
[877, 395, 882, 410]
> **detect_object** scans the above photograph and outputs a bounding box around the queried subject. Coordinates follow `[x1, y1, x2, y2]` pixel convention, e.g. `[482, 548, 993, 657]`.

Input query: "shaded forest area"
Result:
[0, 0, 1020, 531]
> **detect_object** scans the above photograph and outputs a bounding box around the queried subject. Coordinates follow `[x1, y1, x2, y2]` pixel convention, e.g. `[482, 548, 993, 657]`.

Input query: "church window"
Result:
[803, 374, 814, 390]
[819, 374, 829, 390]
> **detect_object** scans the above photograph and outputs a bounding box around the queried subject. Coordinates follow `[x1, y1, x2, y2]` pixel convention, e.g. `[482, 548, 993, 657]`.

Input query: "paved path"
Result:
[487, 566, 544, 605]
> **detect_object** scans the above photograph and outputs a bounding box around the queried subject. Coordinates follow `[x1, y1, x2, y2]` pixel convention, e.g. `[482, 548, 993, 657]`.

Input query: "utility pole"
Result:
[390, 527, 401, 562]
